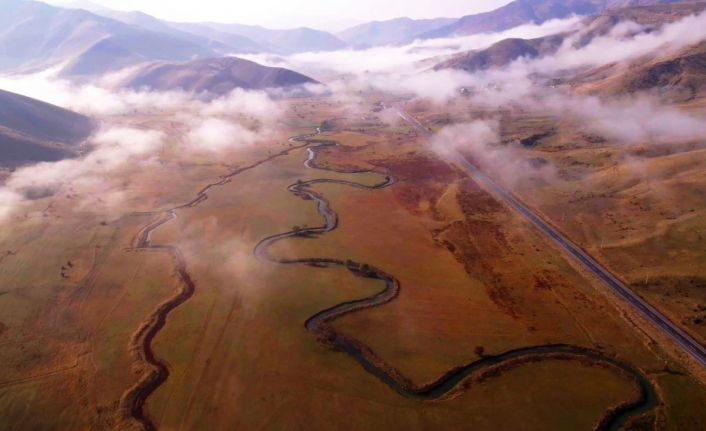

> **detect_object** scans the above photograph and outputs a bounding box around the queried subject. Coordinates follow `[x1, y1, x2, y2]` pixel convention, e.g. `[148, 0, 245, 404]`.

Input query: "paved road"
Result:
[395, 106, 706, 369]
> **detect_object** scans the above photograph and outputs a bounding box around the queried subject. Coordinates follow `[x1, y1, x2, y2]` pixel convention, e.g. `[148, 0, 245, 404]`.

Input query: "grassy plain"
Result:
[0, 95, 705, 430]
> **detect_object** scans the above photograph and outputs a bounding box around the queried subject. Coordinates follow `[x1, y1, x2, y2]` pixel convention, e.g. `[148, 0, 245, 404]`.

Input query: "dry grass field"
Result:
[410, 97, 706, 350]
[1, 95, 706, 430]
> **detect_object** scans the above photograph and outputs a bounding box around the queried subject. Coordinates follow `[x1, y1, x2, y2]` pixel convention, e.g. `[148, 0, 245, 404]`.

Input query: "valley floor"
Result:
[1, 95, 706, 430]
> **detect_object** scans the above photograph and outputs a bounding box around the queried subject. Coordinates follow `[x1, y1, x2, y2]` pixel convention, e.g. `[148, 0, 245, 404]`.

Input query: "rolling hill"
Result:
[61, 1, 265, 54]
[60, 32, 213, 77]
[123, 57, 319, 94]
[0, 89, 95, 167]
[434, 2, 706, 72]
[434, 35, 565, 72]
[337, 17, 456, 47]
[421, 0, 702, 39]
[572, 40, 706, 100]
[58, 1, 347, 55]
[0, 0, 220, 76]
[421, 0, 605, 39]
[183, 23, 348, 54]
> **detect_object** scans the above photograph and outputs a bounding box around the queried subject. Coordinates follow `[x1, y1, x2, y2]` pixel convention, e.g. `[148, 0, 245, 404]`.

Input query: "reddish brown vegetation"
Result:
[433, 178, 523, 317]
[373, 154, 462, 219]
[533, 269, 570, 291]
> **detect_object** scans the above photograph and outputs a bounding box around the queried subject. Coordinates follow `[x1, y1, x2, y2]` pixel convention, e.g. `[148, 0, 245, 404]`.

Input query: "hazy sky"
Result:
[47, 0, 512, 31]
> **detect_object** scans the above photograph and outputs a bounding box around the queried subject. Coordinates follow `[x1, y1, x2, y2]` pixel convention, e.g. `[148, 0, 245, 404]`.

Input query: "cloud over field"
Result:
[201, 88, 284, 119]
[7, 127, 161, 187]
[0, 126, 165, 220]
[4, 8, 706, 220]
[0, 68, 191, 116]
[242, 16, 582, 75]
[0, 68, 288, 220]
[0, 189, 24, 222]
[432, 120, 557, 189]
[0, 68, 286, 121]
[187, 119, 262, 152]
[540, 94, 706, 144]
[0, 70, 286, 217]
[279, 8, 706, 132]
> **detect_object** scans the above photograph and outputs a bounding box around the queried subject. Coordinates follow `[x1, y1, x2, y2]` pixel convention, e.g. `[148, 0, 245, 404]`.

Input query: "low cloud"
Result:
[4, 8, 706, 220]
[541, 94, 706, 144]
[233, 17, 580, 106]
[0, 126, 164, 220]
[457, 76, 706, 146]
[432, 120, 556, 189]
[187, 119, 261, 153]
[0, 189, 24, 222]
[0, 68, 285, 123]
[0, 67, 190, 116]
[91, 127, 165, 166]
[242, 17, 581, 76]
[202, 88, 283, 119]
[383, 10, 706, 145]
[0, 65, 291, 221]
[531, 9, 706, 72]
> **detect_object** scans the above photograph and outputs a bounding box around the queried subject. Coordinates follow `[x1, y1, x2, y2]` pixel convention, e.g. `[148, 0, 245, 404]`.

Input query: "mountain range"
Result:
[434, 2, 706, 100]
[2, 0, 704, 97]
[63, 0, 348, 54]
[420, 0, 702, 39]
[336, 17, 456, 46]
[3, 0, 701, 80]
[0, 0, 219, 75]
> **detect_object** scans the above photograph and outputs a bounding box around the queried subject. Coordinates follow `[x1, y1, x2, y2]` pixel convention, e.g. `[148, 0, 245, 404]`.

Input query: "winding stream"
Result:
[118, 139, 314, 431]
[120, 128, 659, 431]
[253, 134, 659, 431]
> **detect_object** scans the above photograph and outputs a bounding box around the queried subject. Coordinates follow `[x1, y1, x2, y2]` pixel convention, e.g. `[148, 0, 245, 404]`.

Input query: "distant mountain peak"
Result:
[337, 16, 456, 46]
[122, 56, 319, 95]
[421, 0, 705, 40]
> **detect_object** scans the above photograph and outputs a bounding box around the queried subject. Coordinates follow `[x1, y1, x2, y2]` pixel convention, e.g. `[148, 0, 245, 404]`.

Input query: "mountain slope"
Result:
[337, 17, 456, 46]
[573, 40, 706, 100]
[422, 0, 602, 39]
[123, 57, 319, 94]
[435, 2, 706, 72]
[0, 0, 218, 75]
[61, 1, 345, 55]
[183, 23, 347, 54]
[61, 1, 264, 54]
[0, 89, 94, 167]
[434, 35, 565, 71]
[156, 22, 265, 53]
[421, 0, 701, 39]
[59, 0, 344, 54]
